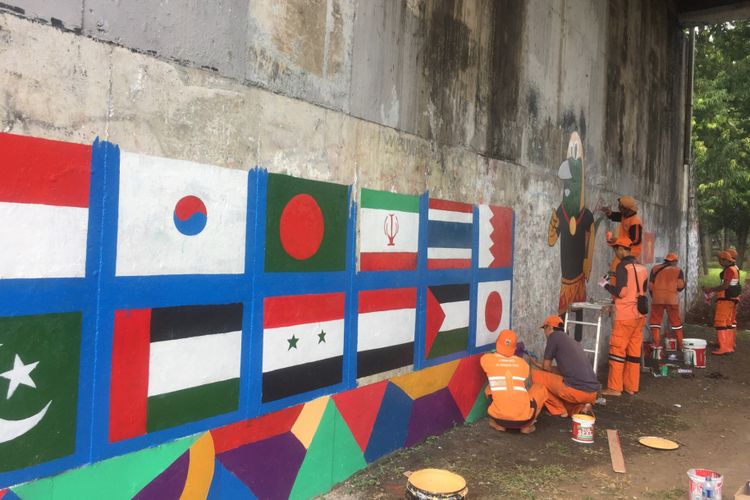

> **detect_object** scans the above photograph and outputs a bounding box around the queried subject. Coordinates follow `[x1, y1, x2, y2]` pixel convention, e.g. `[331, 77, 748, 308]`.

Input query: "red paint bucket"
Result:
[571, 414, 595, 444]
[665, 337, 678, 351]
[683, 339, 707, 369]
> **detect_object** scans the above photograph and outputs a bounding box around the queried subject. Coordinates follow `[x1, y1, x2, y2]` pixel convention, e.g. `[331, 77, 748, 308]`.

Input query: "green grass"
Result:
[643, 487, 683, 499]
[699, 267, 746, 287]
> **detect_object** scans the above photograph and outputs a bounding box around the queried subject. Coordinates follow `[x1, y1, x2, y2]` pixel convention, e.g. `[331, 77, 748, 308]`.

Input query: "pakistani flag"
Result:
[109, 304, 242, 442]
[425, 284, 470, 359]
[265, 174, 349, 273]
[359, 189, 419, 271]
[0, 313, 81, 473]
[262, 293, 345, 402]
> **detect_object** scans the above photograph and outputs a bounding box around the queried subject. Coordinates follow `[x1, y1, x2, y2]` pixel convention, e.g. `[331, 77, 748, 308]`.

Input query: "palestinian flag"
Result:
[477, 204, 513, 268]
[359, 189, 419, 271]
[475, 280, 511, 347]
[0, 133, 91, 279]
[109, 304, 243, 442]
[427, 199, 473, 269]
[425, 284, 470, 359]
[0, 312, 81, 473]
[357, 288, 416, 378]
[265, 174, 349, 272]
[115, 152, 248, 276]
[262, 293, 345, 402]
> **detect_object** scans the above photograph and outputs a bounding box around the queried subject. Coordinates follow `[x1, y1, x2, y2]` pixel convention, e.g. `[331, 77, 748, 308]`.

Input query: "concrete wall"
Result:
[0, 0, 693, 495]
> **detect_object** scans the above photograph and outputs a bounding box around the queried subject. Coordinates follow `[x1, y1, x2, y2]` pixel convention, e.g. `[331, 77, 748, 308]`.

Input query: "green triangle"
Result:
[465, 384, 490, 424]
[289, 400, 367, 499]
[12, 434, 199, 500]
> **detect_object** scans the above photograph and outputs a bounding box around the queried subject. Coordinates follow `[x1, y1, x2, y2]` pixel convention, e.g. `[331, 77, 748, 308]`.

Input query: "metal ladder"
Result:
[563, 302, 610, 374]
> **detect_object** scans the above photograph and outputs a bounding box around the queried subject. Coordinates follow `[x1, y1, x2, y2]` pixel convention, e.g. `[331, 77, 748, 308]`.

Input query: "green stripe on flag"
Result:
[147, 378, 240, 432]
[361, 188, 419, 212]
[427, 327, 468, 359]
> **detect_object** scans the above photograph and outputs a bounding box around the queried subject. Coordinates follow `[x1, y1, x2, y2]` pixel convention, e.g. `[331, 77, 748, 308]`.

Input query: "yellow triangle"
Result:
[390, 360, 460, 400]
[291, 396, 330, 448]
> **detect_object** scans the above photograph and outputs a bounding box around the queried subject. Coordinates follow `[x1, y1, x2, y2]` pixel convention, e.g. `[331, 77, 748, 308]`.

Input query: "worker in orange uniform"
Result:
[704, 251, 742, 355]
[601, 196, 644, 283]
[598, 236, 649, 396]
[648, 252, 685, 350]
[480, 329, 548, 434]
[529, 316, 600, 417]
[727, 247, 740, 335]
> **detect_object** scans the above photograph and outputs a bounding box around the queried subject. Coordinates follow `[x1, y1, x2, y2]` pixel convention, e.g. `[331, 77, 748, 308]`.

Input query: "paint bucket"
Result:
[571, 413, 595, 444]
[651, 345, 663, 361]
[406, 469, 468, 500]
[665, 337, 678, 351]
[683, 339, 707, 368]
[687, 468, 723, 500]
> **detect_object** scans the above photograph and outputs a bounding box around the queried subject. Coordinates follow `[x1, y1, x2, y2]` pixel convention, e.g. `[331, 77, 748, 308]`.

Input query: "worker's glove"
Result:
[598, 276, 608, 288]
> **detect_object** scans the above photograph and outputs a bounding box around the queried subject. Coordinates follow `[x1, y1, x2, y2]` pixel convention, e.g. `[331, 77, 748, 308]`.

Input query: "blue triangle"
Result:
[364, 383, 413, 462]
[208, 460, 257, 500]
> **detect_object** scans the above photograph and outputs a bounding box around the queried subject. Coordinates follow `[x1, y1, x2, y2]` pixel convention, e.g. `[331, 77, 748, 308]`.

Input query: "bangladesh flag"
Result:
[0, 312, 81, 473]
[359, 189, 419, 271]
[109, 304, 243, 442]
[425, 284, 470, 359]
[265, 173, 349, 272]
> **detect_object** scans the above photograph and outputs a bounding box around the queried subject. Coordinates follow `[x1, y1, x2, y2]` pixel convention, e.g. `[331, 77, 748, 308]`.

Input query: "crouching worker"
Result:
[530, 316, 600, 417]
[480, 329, 548, 434]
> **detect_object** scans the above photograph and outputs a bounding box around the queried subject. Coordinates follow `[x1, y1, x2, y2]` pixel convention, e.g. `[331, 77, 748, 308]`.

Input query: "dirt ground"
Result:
[325, 324, 750, 499]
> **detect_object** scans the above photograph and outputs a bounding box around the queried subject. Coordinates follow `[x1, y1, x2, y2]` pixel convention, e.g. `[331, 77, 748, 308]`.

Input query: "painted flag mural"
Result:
[262, 293, 345, 402]
[0, 312, 81, 473]
[427, 199, 473, 269]
[478, 204, 513, 268]
[475, 280, 511, 348]
[115, 152, 248, 276]
[359, 189, 419, 271]
[109, 304, 243, 441]
[0, 133, 91, 279]
[357, 288, 416, 379]
[266, 174, 349, 273]
[425, 284, 470, 359]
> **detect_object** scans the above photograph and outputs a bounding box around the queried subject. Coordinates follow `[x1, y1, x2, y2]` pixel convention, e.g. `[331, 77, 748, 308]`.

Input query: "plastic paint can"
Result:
[683, 339, 707, 369]
[651, 345, 663, 361]
[406, 469, 468, 499]
[665, 337, 678, 351]
[687, 468, 723, 500]
[571, 413, 595, 444]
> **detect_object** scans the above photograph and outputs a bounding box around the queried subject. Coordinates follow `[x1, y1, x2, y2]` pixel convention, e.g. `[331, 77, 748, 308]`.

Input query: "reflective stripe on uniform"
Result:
[609, 354, 625, 363]
[671, 324, 683, 330]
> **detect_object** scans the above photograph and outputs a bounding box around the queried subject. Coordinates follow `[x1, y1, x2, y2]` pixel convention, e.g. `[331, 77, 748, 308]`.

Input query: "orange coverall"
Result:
[648, 263, 685, 348]
[713, 264, 740, 354]
[530, 370, 596, 417]
[480, 353, 547, 429]
[607, 212, 643, 280]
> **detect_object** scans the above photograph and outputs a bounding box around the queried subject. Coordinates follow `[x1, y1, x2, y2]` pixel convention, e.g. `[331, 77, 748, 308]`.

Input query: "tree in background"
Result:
[692, 22, 750, 270]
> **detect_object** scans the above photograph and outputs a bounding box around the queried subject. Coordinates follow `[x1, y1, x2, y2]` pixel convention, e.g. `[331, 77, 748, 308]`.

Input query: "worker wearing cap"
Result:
[648, 253, 686, 350]
[704, 251, 741, 355]
[727, 247, 740, 336]
[529, 316, 600, 417]
[599, 236, 649, 396]
[480, 329, 548, 434]
[601, 196, 644, 283]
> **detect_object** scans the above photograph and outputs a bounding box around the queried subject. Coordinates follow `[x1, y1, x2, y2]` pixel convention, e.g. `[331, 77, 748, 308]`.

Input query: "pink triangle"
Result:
[332, 380, 389, 452]
[425, 288, 446, 355]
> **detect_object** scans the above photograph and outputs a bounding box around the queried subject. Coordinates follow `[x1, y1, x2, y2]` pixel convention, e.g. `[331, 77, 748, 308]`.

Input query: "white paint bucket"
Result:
[683, 339, 707, 368]
[687, 468, 723, 499]
[571, 413, 595, 444]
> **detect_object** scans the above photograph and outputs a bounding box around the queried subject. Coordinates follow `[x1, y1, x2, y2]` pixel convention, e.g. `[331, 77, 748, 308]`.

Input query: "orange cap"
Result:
[618, 196, 637, 211]
[610, 236, 632, 249]
[495, 329, 517, 357]
[541, 315, 564, 329]
[718, 250, 734, 261]
[664, 252, 678, 262]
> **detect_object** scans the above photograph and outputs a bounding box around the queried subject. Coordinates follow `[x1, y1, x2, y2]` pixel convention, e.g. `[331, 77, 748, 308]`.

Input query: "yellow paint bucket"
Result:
[406, 468, 468, 499]
[571, 413, 595, 444]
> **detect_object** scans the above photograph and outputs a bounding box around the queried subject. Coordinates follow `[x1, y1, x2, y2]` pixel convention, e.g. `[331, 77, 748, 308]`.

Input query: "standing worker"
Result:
[599, 236, 649, 396]
[727, 247, 740, 335]
[530, 316, 600, 417]
[704, 251, 741, 355]
[480, 329, 548, 434]
[648, 253, 686, 350]
[601, 196, 644, 282]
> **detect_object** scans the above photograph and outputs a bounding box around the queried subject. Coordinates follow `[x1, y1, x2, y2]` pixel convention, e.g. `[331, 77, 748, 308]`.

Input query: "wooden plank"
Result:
[607, 429, 626, 473]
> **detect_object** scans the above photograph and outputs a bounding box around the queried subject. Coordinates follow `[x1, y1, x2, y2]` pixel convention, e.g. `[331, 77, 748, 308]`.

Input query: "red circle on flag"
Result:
[279, 194, 324, 260]
[485, 291, 503, 332]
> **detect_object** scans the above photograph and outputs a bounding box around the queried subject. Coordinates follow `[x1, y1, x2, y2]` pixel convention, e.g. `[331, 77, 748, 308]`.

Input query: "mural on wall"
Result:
[109, 304, 243, 442]
[478, 205, 514, 268]
[0, 313, 81, 473]
[358, 189, 420, 271]
[356, 288, 417, 379]
[642, 231, 655, 264]
[115, 152, 248, 276]
[425, 284, 470, 359]
[427, 199, 473, 269]
[265, 174, 349, 272]
[474, 280, 512, 348]
[0, 134, 91, 279]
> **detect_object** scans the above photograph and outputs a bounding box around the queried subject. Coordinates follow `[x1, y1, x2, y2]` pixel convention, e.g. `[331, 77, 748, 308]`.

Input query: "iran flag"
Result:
[115, 152, 248, 276]
[475, 280, 511, 348]
[262, 293, 345, 403]
[359, 189, 419, 271]
[0, 133, 91, 279]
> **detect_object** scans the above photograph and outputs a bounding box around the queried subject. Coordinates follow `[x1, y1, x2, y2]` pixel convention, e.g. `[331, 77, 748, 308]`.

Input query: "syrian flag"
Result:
[427, 199, 473, 269]
[0, 133, 91, 279]
[357, 288, 416, 378]
[262, 293, 345, 403]
[115, 152, 248, 276]
[359, 189, 419, 271]
[425, 284, 470, 359]
[109, 304, 243, 442]
[478, 205, 513, 268]
[475, 280, 511, 347]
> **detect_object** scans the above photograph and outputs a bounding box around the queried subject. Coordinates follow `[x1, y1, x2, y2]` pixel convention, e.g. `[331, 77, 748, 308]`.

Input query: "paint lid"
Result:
[407, 469, 467, 496]
[572, 413, 595, 422]
[639, 436, 679, 450]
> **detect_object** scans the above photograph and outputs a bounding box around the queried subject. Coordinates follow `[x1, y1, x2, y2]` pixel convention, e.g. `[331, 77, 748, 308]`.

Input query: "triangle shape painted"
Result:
[207, 460, 257, 500]
[332, 380, 388, 452]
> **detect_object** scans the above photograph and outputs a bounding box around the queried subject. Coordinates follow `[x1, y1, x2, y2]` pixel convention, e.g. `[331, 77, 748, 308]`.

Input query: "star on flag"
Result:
[0, 354, 39, 399]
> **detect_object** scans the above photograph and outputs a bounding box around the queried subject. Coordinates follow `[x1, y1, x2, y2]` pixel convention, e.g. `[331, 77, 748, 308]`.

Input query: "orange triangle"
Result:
[332, 381, 389, 452]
